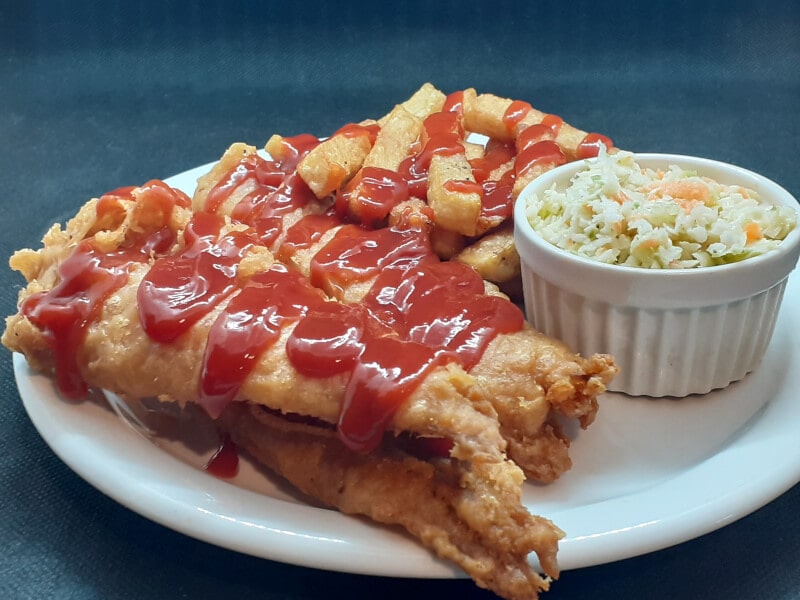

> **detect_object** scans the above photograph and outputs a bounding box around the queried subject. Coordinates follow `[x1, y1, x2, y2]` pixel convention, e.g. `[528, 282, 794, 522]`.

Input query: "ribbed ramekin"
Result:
[514, 154, 800, 397]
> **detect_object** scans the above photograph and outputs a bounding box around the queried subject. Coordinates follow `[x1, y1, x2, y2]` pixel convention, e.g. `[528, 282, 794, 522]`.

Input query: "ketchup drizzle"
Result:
[516, 140, 567, 179]
[577, 133, 615, 159]
[204, 434, 239, 479]
[137, 212, 256, 344]
[469, 139, 515, 183]
[396, 110, 466, 200]
[289, 260, 524, 452]
[204, 156, 262, 215]
[333, 122, 381, 144]
[441, 90, 465, 116]
[309, 225, 437, 296]
[502, 100, 532, 136]
[234, 173, 318, 246]
[336, 167, 409, 227]
[277, 212, 342, 261]
[32, 92, 611, 457]
[480, 170, 516, 221]
[205, 134, 320, 218]
[21, 181, 186, 398]
[199, 265, 328, 418]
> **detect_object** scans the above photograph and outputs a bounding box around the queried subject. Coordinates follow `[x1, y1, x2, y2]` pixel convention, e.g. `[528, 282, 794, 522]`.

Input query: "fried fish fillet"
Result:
[4, 85, 620, 600]
[3, 192, 509, 466]
[3, 181, 565, 600]
[194, 143, 617, 483]
[219, 403, 562, 600]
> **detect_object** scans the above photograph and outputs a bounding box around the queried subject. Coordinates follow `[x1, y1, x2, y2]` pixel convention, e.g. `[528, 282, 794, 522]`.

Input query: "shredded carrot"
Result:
[653, 180, 711, 203]
[744, 222, 762, 243]
[638, 238, 662, 249]
[611, 191, 629, 204]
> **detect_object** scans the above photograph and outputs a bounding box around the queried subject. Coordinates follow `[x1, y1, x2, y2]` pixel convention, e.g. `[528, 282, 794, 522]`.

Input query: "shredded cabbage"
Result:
[525, 149, 797, 268]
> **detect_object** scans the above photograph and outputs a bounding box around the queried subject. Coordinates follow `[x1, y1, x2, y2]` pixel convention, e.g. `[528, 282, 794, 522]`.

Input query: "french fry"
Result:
[265, 134, 294, 162]
[363, 105, 423, 171]
[454, 223, 520, 284]
[463, 140, 485, 161]
[463, 90, 599, 162]
[462, 89, 519, 141]
[379, 82, 446, 125]
[552, 124, 592, 160]
[297, 124, 376, 198]
[430, 226, 466, 259]
[427, 153, 482, 237]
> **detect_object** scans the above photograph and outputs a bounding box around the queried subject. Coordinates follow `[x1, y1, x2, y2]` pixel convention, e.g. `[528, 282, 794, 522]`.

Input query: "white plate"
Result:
[12, 162, 800, 577]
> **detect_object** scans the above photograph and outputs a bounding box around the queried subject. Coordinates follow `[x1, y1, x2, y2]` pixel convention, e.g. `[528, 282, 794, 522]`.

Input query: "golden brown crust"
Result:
[221, 403, 562, 600]
[3, 84, 622, 600]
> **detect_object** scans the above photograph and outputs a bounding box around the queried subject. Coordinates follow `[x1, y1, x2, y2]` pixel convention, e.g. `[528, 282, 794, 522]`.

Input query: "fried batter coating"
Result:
[3, 84, 621, 600]
[221, 404, 562, 600]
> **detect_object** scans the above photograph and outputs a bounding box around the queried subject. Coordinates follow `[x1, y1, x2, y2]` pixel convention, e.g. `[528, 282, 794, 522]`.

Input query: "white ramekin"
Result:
[514, 154, 800, 397]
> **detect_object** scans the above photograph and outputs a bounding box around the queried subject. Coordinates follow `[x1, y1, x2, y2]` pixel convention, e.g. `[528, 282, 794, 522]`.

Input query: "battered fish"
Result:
[4, 84, 620, 600]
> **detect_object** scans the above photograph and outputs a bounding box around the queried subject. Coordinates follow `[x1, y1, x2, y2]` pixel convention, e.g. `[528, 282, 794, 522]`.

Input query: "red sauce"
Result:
[309, 225, 437, 297]
[204, 136, 319, 216]
[397, 111, 465, 199]
[137, 212, 256, 344]
[204, 155, 262, 215]
[277, 213, 342, 261]
[199, 265, 328, 418]
[270, 133, 320, 171]
[480, 170, 516, 221]
[502, 100, 532, 137]
[577, 133, 615, 159]
[233, 173, 317, 246]
[290, 260, 524, 452]
[469, 139, 515, 183]
[517, 125, 550, 153]
[420, 110, 464, 147]
[204, 434, 239, 479]
[336, 167, 410, 226]
[442, 90, 465, 115]
[540, 114, 564, 136]
[21, 181, 185, 398]
[286, 300, 364, 378]
[443, 179, 482, 196]
[516, 140, 567, 179]
[516, 115, 563, 152]
[333, 122, 381, 144]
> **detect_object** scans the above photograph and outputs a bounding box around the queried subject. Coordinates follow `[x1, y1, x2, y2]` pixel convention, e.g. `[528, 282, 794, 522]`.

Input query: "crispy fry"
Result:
[462, 89, 517, 141]
[380, 82, 446, 124]
[364, 105, 423, 171]
[455, 223, 520, 284]
[463, 140, 485, 161]
[463, 91, 598, 161]
[430, 226, 466, 259]
[298, 127, 375, 198]
[427, 153, 482, 236]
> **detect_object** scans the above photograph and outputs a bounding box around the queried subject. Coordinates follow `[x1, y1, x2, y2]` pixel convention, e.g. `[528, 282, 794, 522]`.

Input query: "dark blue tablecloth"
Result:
[2, 1, 799, 598]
